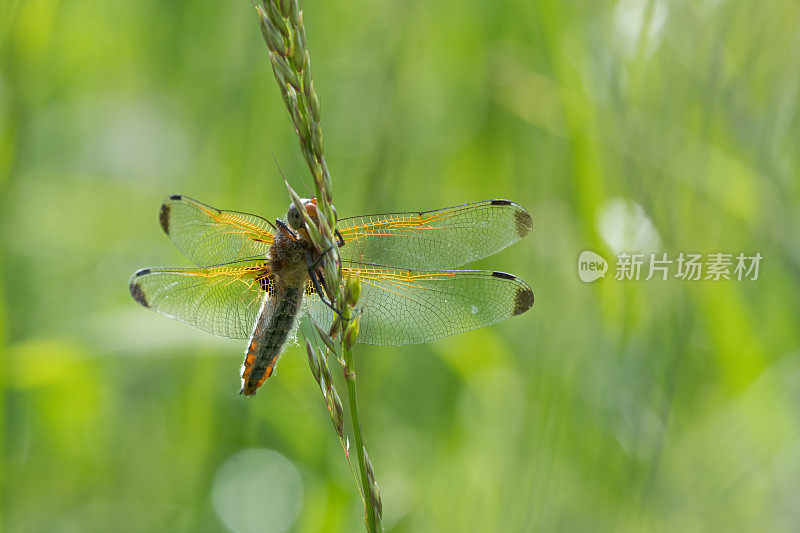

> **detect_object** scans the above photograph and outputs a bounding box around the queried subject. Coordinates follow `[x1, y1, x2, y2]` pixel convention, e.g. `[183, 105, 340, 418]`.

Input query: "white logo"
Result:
[578, 250, 608, 282]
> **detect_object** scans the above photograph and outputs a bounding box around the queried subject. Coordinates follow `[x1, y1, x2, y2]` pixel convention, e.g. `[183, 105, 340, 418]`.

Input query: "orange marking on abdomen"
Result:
[255, 366, 274, 389]
[239, 285, 304, 396]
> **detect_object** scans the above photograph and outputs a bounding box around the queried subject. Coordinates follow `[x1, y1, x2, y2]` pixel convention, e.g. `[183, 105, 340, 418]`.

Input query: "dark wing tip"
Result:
[492, 272, 534, 315]
[490, 199, 533, 238]
[515, 209, 533, 238]
[159, 194, 185, 235]
[159, 202, 172, 235]
[513, 286, 534, 316]
[134, 268, 151, 276]
[129, 279, 149, 308]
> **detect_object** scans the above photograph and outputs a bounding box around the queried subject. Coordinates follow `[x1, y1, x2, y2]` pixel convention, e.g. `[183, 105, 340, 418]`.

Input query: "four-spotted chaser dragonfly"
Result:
[129, 195, 534, 395]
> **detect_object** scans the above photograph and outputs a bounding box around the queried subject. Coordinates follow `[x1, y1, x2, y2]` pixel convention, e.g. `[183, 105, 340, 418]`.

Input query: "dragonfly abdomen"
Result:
[240, 285, 304, 396]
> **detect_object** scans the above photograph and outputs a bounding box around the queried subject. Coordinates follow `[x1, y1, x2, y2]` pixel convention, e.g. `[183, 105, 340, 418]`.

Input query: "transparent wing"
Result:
[159, 195, 274, 266]
[337, 200, 532, 270]
[129, 260, 273, 339]
[307, 263, 534, 345]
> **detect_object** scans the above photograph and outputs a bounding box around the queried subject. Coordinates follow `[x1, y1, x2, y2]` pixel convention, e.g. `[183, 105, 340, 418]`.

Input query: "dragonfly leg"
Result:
[307, 246, 330, 272]
[306, 258, 346, 321]
[275, 219, 300, 241]
[335, 228, 345, 248]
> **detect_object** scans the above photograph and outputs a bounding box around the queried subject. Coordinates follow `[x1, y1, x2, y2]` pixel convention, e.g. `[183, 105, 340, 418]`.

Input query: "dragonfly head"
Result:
[287, 198, 313, 230]
[286, 198, 337, 231]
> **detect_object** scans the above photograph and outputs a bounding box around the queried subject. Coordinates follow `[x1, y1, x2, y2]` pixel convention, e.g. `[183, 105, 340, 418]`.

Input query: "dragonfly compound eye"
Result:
[287, 203, 303, 230]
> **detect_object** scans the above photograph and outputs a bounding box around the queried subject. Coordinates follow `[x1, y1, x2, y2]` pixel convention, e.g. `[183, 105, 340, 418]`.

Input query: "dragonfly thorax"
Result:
[269, 225, 315, 289]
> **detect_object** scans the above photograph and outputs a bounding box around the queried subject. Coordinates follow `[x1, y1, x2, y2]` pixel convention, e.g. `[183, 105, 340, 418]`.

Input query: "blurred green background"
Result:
[2, 0, 800, 531]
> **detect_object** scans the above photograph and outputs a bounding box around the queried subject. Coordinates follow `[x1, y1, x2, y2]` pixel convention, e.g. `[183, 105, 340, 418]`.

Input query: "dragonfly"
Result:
[129, 195, 534, 395]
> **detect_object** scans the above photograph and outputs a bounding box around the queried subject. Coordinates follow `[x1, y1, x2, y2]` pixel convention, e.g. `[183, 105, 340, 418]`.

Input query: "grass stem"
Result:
[255, 1, 381, 530]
